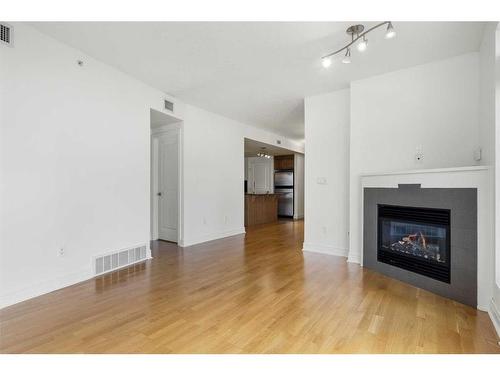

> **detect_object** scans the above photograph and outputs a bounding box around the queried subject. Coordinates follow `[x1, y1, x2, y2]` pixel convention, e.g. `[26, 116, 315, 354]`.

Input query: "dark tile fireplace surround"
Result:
[363, 184, 477, 307]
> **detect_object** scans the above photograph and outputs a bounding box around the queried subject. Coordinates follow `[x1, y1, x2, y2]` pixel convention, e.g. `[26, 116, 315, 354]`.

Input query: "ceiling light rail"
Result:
[322, 21, 395, 67]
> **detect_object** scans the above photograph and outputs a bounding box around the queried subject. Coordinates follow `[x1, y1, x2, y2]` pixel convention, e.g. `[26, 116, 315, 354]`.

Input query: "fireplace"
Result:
[377, 204, 450, 283]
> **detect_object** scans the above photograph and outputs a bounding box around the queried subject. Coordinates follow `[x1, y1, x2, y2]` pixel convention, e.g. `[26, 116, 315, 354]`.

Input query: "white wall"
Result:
[349, 53, 480, 262]
[492, 23, 500, 336]
[303, 89, 350, 256]
[0, 23, 303, 307]
[0, 23, 175, 308]
[180, 105, 302, 247]
[293, 153, 304, 220]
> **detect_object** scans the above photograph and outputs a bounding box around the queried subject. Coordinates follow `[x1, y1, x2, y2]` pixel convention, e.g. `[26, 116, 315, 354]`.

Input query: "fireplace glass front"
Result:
[377, 204, 451, 283]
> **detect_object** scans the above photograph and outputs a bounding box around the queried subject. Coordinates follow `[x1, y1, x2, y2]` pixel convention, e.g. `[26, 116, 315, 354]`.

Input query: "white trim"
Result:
[347, 254, 361, 264]
[0, 267, 92, 309]
[302, 242, 348, 257]
[181, 228, 246, 247]
[151, 122, 182, 135]
[293, 214, 304, 220]
[489, 298, 500, 338]
[361, 165, 490, 177]
[0, 242, 152, 309]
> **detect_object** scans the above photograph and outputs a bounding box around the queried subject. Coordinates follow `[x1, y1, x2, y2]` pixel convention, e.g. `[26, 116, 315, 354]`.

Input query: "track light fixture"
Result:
[322, 56, 332, 68]
[321, 22, 395, 68]
[257, 148, 272, 158]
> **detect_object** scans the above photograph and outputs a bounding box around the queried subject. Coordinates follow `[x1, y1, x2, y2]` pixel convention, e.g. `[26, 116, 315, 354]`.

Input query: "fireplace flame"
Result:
[403, 232, 427, 250]
[420, 232, 427, 249]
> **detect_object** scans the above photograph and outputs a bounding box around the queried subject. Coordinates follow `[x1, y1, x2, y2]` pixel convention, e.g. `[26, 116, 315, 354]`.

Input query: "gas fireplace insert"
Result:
[377, 204, 451, 283]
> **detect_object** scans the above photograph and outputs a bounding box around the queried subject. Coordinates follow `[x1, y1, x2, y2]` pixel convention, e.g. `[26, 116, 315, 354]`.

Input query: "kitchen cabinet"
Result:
[245, 194, 279, 226]
[274, 155, 294, 170]
[247, 157, 273, 194]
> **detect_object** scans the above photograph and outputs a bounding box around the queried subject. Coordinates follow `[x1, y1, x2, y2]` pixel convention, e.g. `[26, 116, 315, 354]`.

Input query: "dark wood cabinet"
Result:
[274, 155, 294, 170]
[245, 194, 279, 226]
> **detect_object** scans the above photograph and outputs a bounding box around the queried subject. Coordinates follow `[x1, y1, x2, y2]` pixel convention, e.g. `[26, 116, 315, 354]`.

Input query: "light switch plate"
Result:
[474, 147, 482, 161]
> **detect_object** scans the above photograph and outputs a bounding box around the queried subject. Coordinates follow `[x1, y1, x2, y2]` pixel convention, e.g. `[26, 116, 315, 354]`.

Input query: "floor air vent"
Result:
[94, 245, 148, 276]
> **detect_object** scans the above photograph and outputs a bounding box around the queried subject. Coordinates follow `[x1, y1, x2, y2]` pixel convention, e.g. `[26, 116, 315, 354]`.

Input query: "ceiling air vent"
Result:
[0, 23, 12, 46]
[164, 100, 174, 112]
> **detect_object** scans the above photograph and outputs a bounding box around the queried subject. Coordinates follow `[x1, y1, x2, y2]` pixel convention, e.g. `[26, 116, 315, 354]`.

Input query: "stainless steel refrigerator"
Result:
[274, 171, 294, 217]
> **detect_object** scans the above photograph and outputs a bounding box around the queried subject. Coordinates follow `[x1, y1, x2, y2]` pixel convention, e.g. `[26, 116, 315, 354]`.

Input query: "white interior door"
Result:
[248, 157, 273, 194]
[158, 131, 178, 242]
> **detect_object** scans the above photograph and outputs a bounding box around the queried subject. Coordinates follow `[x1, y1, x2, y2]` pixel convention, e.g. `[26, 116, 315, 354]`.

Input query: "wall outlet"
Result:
[203, 217, 207, 225]
[58, 248, 65, 257]
[224, 215, 229, 224]
[322, 226, 327, 235]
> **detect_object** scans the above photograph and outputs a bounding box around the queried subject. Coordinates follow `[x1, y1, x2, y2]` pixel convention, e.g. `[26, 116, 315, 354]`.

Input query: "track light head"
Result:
[322, 56, 332, 68]
[342, 48, 351, 64]
[357, 36, 368, 52]
[385, 22, 396, 39]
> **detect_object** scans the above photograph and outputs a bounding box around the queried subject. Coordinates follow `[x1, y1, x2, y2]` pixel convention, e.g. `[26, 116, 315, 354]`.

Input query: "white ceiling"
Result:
[31, 22, 486, 140]
[244, 138, 295, 157]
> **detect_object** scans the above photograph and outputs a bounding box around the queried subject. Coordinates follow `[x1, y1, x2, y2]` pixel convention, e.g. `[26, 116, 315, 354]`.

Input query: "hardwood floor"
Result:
[1, 220, 499, 353]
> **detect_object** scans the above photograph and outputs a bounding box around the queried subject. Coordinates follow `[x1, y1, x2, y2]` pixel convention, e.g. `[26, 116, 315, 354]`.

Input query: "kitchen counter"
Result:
[245, 193, 279, 197]
[244, 194, 279, 226]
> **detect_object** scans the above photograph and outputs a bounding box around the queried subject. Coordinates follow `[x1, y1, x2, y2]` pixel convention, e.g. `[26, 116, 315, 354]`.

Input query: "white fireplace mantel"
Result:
[361, 165, 490, 178]
[359, 166, 493, 311]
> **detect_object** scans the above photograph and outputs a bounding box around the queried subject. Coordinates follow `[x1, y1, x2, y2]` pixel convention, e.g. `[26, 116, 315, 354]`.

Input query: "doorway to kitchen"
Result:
[150, 109, 183, 243]
[244, 138, 304, 227]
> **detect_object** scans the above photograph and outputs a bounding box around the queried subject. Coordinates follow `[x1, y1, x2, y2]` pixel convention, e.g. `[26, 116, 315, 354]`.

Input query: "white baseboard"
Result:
[181, 228, 246, 247]
[1, 242, 153, 310]
[488, 298, 500, 339]
[347, 253, 361, 264]
[302, 242, 348, 257]
[0, 267, 93, 309]
[293, 214, 304, 220]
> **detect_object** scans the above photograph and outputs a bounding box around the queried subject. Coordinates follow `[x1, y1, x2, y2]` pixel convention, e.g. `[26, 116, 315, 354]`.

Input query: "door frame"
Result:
[151, 122, 183, 245]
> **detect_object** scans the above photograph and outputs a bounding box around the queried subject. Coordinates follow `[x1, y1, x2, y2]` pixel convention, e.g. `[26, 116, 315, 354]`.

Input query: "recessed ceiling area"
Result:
[31, 22, 487, 141]
[244, 138, 295, 157]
